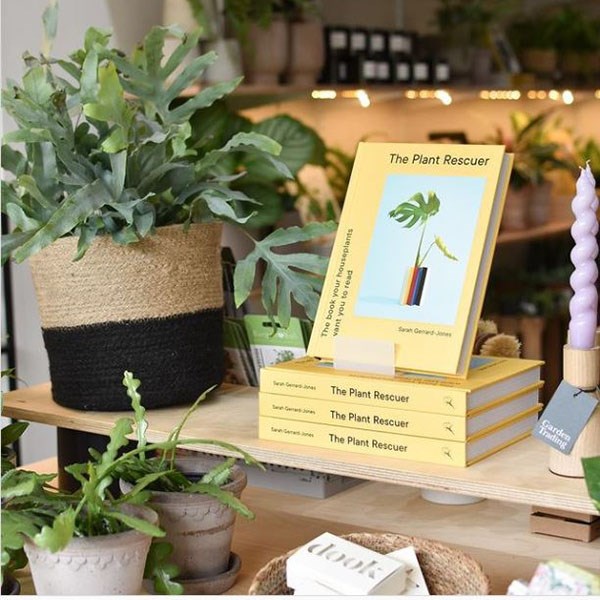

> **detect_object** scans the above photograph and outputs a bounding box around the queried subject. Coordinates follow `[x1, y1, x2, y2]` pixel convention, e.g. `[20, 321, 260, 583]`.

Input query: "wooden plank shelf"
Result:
[17, 458, 599, 594]
[3, 382, 597, 515]
[497, 219, 572, 245]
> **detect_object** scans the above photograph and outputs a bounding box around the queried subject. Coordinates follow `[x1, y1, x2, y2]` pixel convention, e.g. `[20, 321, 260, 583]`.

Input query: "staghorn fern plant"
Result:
[388, 191, 457, 269]
[0, 2, 334, 327]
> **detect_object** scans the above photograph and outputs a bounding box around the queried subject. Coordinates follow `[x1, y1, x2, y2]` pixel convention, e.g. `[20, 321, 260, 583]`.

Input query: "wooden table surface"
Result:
[16, 459, 600, 595]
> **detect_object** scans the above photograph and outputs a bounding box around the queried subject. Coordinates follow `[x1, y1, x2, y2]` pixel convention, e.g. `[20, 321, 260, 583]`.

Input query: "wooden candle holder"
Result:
[548, 343, 600, 477]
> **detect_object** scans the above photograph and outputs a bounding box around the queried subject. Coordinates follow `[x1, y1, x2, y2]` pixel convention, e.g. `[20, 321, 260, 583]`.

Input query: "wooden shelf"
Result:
[180, 83, 599, 109]
[497, 219, 572, 245]
[17, 458, 599, 595]
[3, 383, 597, 515]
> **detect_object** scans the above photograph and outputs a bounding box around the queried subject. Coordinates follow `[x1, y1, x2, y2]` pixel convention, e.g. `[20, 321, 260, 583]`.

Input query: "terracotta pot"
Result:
[520, 48, 557, 77]
[528, 181, 552, 227]
[28, 223, 224, 411]
[287, 20, 325, 85]
[121, 456, 247, 580]
[203, 38, 243, 83]
[243, 19, 288, 84]
[501, 185, 531, 231]
[24, 504, 158, 596]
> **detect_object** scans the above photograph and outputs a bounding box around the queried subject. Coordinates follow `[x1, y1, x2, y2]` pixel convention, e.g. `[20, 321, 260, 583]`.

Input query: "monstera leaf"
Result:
[388, 191, 440, 229]
[234, 222, 336, 328]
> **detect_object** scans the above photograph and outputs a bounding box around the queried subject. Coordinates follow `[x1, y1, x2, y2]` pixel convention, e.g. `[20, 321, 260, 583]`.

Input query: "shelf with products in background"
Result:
[192, 0, 600, 405]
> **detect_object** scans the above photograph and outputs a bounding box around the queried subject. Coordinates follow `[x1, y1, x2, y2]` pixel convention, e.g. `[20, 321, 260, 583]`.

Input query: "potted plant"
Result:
[508, 15, 557, 79]
[1, 431, 167, 595]
[115, 371, 262, 592]
[552, 6, 600, 84]
[1, 371, 261, 595]
[1, 5, 335, 412]
[388, 191, 457, 306]
[284, 0, 324, 85]
[435, 0, 514, 83]
[488, 111, 572, 230]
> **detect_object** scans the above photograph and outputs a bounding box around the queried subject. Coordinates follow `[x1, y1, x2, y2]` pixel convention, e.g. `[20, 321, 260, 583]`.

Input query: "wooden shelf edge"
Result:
[497, 219, 572, 244]
[4, 383, 597, 516]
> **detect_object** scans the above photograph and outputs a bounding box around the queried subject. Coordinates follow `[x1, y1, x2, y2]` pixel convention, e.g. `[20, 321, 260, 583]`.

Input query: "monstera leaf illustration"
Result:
[388, 191, 440, 229]
[388, 191, 456, 268]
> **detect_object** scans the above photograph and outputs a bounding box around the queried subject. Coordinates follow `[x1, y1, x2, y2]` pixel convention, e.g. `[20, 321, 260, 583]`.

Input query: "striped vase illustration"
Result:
[401, 266, 428, 306]
[28, 223, 224, 410]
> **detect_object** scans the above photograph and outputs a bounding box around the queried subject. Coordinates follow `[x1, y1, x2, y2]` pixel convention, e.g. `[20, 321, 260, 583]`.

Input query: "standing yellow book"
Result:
[307, 142, 513, 377]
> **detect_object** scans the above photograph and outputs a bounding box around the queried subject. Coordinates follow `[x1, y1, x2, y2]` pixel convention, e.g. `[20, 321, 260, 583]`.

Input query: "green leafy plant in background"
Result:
[186, 0, 319, 42]
[389, 191, 457, 269]
[582, 456, 600, 512]
[0, 2, 335, 327]
[488, 111, 573, 189]
[187, 100, 326, 228]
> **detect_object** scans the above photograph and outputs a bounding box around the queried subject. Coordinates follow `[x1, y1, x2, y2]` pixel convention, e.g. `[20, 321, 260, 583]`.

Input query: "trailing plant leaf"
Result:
[1, 422, 28, 446]
[32, 507, 76, 553]
[183, 482, 255, 519]
[201, 458, 236, 486]
[145, 541, 184, 595]
[106, 511, 165, 538]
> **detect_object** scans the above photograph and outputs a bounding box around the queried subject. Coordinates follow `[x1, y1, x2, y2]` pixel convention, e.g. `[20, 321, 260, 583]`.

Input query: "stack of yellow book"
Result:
[258, 142, 543, 467]
[259, 355, 542, 466]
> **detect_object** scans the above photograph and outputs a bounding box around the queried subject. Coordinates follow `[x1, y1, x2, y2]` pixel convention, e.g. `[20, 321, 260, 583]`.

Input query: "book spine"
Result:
[259, 392, 468, 440]
[259, 415, 468, 466]
[259, 369, 469, 415]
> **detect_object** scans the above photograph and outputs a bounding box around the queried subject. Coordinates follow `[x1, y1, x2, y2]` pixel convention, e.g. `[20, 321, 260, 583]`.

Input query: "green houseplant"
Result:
[188, 100, 326, 228]
[115, 371, 262, 591]
[1, 372, 262, 595]
[488, 110, 572, 230]
[1, 4, 334, 411]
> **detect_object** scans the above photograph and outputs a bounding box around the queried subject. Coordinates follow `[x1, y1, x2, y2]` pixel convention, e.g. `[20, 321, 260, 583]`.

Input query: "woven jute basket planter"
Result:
[29, 223, 224, 410]
[248, 532, 490, 595]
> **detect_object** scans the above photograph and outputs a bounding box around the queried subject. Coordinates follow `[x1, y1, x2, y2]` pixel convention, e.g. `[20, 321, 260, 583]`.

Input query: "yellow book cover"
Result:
[259, 384, 542, 442]
[307, 142, 513, 376]
[258, 409, 539, 467]
[260, 355, 542, 415]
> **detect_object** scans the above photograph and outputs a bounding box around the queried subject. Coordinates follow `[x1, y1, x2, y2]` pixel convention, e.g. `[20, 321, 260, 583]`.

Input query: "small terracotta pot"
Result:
[501, 185, 532, 231]
[24, 504, 158, 596]
[121, 456, 247, 579]
[528, 181, 552, 227]
[243, 19, 288, 84]
[521, 48, 557, 76]
[287, 20, 325, 85]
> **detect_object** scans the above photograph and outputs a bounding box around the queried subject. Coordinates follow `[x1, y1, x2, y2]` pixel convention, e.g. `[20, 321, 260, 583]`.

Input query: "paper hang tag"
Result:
[533, 379, 599, 454]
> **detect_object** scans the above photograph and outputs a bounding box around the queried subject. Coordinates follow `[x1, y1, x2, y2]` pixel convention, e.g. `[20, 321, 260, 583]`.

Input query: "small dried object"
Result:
[479, 333, 521, 358]
[474, 320, 521, 358]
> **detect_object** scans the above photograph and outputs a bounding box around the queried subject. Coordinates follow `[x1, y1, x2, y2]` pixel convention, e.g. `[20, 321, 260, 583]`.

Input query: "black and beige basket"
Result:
[248, 532, 490, 595]
[29, 223, 224, 410]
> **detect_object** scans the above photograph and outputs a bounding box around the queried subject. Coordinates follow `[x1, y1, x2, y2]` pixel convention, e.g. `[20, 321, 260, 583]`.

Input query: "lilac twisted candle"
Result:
[569, 163, 598, 349]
